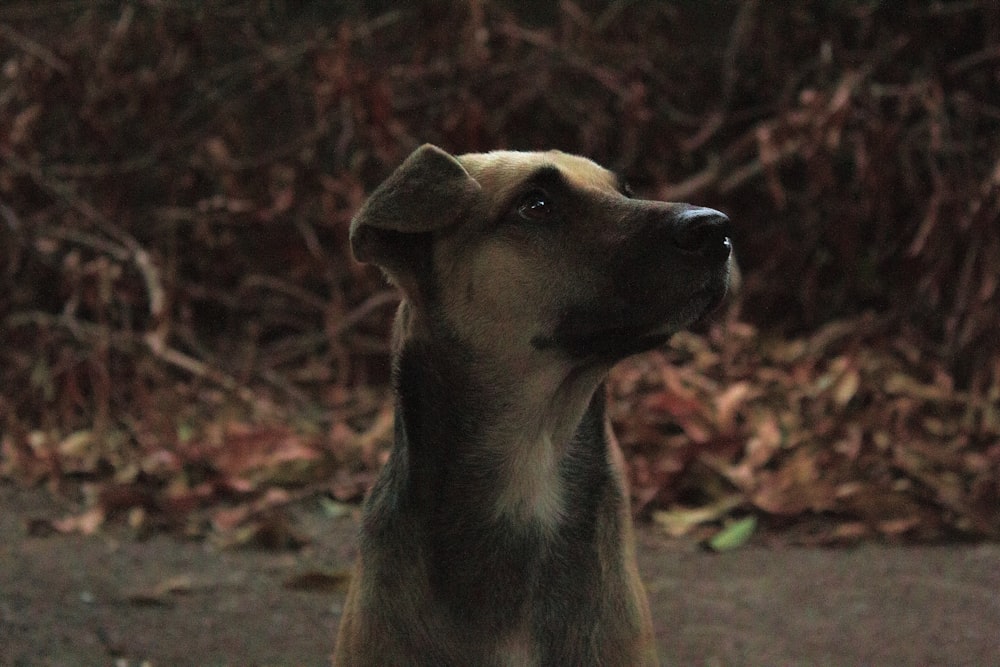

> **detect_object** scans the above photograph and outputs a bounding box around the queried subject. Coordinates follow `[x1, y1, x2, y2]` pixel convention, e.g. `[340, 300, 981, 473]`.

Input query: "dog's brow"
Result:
[527, 165, 566, 188]
[527, 164, 618, 195]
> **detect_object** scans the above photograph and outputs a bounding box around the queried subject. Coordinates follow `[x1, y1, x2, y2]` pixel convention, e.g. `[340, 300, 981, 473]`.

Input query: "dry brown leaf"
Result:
[213, 514, 309, 551]
[750, 448, 835, 516]
[125, 575, 197, 606]
[283, 569, 353, 592]
[211, 424, 323, 487]
[743, 416, 783, 469]
[652, 494, 745, 538]
[877, 516, 923, 537]
[50, 508, 105, 535]
[832, 366, 861, 407]
[714, 381, 754, 431]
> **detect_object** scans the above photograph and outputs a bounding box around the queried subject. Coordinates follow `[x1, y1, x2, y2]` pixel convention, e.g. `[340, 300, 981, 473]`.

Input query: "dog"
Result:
[333, 144, 732, 666]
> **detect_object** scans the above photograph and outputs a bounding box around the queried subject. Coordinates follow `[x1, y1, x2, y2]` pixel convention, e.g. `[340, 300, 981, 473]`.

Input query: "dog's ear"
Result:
[350, 144, 481, 271]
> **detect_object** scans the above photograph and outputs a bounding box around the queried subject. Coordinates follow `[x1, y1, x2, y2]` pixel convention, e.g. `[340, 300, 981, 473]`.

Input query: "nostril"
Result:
[672, 207, 732, 260]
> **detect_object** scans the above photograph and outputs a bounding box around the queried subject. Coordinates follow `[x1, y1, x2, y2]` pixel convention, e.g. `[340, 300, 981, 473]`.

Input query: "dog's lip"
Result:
[650, 287, 724, 334]
[537, 292, 720, 360]
[533, 327, 672, 362]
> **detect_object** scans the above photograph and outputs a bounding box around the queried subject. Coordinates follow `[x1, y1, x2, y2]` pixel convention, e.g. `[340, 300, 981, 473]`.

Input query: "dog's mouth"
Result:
[532, 326, 671, 361]
[532, 279, 727, 362]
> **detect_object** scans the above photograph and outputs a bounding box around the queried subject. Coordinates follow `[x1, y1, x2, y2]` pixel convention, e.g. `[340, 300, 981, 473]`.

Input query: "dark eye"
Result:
[517, 190, 552, 220]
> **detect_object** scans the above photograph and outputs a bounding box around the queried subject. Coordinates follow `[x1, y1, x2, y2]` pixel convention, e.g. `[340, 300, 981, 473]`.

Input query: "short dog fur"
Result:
[333, 145, 732, 666]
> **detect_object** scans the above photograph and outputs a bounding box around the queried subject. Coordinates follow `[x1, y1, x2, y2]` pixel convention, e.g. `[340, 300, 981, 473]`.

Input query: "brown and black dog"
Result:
[333, 145, 732, 666]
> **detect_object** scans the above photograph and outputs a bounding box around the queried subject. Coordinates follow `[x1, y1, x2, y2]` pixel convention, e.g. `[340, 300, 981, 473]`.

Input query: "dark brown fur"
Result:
[334, 145, 732, 666]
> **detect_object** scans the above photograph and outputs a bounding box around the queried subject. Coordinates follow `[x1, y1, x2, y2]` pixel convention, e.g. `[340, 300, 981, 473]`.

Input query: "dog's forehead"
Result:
[457, 150, 617, 195]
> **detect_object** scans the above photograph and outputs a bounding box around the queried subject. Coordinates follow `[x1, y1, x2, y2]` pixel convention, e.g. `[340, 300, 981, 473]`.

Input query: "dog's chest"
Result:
[492, 434, 566, 532]
[495, 626, 539, 667]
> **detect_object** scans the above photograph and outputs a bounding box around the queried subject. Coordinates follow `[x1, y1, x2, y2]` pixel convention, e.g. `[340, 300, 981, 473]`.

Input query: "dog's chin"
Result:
[683, 281, 730, 328]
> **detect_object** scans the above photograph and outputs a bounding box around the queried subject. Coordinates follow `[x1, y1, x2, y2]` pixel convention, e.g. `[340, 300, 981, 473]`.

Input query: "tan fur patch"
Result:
[493, 432, 566, 531]
[458, 150, 620, 214]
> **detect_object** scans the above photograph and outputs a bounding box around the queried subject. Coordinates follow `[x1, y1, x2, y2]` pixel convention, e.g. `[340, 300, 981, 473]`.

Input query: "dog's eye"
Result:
[517, 190, 552, 221]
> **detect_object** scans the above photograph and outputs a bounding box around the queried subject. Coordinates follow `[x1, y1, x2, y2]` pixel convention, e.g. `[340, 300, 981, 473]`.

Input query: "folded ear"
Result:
[350, 144, 481, 269]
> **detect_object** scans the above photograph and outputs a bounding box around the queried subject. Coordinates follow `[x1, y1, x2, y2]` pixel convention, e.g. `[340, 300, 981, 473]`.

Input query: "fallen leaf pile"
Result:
[5, 312, 997, 545]
[3, 391, 387, 543]
[611, 316, 1000, 543]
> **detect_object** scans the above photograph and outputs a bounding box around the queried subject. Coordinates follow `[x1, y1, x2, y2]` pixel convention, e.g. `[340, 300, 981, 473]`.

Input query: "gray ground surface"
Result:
[2, 482, 998, 666]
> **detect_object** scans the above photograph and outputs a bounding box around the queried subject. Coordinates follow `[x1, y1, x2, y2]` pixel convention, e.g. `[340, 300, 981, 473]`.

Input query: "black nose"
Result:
[671, 206, 732, 261]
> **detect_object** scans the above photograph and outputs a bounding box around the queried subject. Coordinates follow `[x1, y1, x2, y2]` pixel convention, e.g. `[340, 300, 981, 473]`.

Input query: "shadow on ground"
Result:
[2, 482, 998, 666]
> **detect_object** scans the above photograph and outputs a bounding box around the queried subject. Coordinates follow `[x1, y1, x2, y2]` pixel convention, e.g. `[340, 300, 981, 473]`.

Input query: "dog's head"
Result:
[351, 144, 732, 365]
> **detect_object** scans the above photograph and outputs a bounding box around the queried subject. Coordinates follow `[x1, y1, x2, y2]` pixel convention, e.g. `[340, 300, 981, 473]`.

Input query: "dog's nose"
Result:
[672, 206, 732, 261]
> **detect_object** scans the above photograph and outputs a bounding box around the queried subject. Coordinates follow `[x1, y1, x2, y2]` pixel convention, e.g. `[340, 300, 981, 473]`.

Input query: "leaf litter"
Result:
[610, 316, 1000, 544]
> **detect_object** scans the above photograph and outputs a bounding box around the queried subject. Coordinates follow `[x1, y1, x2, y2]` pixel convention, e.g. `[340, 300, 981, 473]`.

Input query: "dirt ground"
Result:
[2, 481, 998, 667]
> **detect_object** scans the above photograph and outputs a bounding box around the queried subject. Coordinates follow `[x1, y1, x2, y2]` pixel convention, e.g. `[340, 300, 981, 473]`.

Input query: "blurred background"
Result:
[1, 0, 998, 544]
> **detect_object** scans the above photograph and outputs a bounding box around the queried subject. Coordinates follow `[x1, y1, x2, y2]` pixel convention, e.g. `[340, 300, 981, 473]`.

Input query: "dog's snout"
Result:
[671, 207, 732, 261]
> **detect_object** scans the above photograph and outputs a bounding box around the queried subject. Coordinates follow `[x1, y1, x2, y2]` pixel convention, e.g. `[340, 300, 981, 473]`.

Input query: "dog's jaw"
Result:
[532, 273, 730, 362]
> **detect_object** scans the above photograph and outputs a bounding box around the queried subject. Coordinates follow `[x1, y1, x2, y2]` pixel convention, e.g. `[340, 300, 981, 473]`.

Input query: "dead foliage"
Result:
[1, 2, 998, 543]
[613, 317, 1000, 543]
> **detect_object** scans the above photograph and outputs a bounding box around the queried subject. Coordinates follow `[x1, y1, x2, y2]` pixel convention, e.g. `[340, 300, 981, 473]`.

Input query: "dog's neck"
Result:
[378, 330, 617, 633]
[388, 305, 613, 534]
